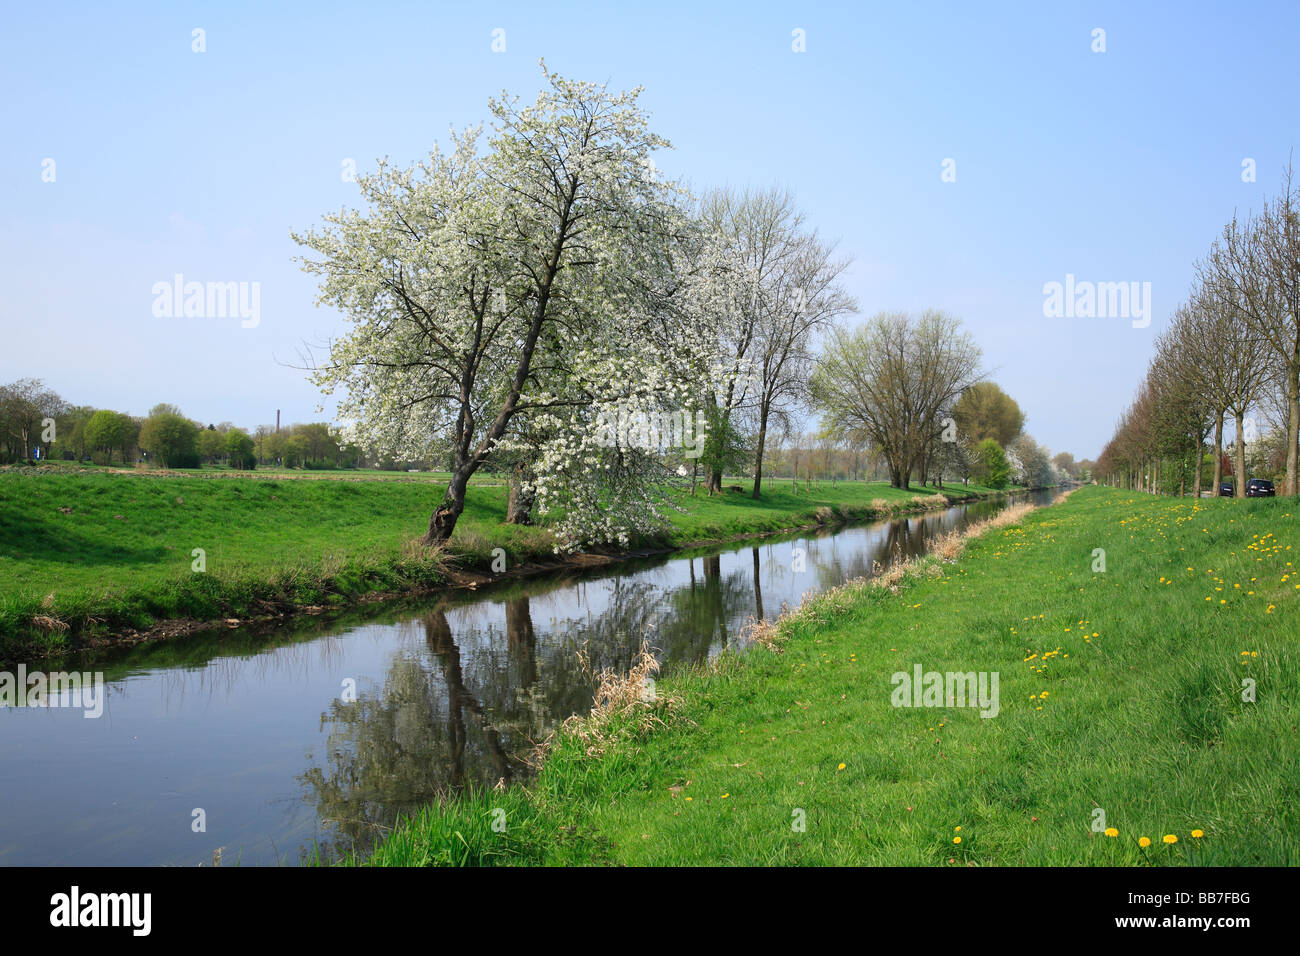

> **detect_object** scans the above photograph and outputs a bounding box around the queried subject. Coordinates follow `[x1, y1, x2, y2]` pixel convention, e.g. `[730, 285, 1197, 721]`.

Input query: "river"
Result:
[0, 488, 1059, 866]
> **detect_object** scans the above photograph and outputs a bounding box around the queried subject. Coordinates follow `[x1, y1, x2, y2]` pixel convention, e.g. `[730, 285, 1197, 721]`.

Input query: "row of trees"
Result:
[295, 67, 1081, 548]
[0, 381, 352, 471]
[806, 314, 1076, 492]
[1097, 163, 1300, 495]
[755, 424, 1088, 490]
[0, 378, 63, 465]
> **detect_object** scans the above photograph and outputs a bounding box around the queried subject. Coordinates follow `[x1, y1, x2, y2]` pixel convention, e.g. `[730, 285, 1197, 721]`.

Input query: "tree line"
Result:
[1097, 162, 1300, 496]
[0, 382, 357, 471]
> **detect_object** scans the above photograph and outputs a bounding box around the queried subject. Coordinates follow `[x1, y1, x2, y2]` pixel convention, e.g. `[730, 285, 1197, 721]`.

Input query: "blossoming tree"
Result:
[295, 66, 726, 547]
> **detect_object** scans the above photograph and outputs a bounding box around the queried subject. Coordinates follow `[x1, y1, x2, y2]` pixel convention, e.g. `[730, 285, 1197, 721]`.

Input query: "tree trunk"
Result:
[506, 470, 535, 525]
[1287, 362, 1300, 496]
[1192, 435, 1202, 499]
[1212, 409, 1224, 494]
[422, 469, 471, 545]
[751, 406, 769, 499]
[1233, 410, 1248, 498]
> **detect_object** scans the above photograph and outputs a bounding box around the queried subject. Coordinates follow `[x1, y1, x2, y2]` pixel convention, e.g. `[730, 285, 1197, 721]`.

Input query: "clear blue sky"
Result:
[3, 0, 1298, 458]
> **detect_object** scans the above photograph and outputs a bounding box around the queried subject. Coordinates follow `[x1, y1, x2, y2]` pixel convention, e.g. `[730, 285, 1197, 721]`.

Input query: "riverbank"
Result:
[0, 468, 1008, 660]
[350, 486, 1298, 866]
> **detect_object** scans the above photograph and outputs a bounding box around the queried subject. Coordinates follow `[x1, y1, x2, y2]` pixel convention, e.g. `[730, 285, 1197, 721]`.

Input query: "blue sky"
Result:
[3, 1, 1298, 458]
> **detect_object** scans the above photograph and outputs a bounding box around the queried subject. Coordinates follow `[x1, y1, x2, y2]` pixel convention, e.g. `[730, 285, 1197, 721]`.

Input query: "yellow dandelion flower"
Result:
[1104, 827, 1118, 837]
[1138, 837, 1151, 848]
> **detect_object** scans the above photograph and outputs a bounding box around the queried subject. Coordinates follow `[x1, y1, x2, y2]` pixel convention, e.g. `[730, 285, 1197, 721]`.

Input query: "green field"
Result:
[0, 466, 998, 657]
[351, 486, 1299, 866]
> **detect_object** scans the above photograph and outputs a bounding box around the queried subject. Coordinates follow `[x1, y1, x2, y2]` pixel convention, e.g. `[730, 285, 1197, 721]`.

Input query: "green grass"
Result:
[30, 458, 499, 482]
[0, 466, 999, 657]
[351, 486, 1299, 866]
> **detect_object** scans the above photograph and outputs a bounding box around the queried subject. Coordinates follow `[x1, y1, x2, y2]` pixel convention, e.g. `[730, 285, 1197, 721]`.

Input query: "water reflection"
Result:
[0, 491, 1055, 866]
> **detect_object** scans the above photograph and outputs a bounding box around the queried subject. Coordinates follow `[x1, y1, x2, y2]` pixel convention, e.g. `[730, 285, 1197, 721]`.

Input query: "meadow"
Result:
[0, 465, 998, 657]
[352, 486, 1298, 866]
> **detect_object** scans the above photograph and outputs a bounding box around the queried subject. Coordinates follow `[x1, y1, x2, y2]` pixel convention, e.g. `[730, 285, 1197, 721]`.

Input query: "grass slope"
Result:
[0, 467, 996, 656]
[356, 486, 1299, 866]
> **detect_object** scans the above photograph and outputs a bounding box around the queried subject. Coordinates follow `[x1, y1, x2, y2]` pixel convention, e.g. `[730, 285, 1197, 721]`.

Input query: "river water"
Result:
[0, 489, 1058, 866]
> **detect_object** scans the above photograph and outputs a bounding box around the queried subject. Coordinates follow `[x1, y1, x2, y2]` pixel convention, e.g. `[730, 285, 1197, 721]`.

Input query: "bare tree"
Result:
[1189, 262, 1272, 496]
[750, 231, 857, 497]
[811, 311, 982, 489]
[1215, 161, 1300, 495]
[696, 187, 856, 498]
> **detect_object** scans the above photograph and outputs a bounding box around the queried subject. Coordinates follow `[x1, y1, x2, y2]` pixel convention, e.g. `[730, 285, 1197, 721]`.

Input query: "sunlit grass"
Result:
[355, 487, 1299, 866]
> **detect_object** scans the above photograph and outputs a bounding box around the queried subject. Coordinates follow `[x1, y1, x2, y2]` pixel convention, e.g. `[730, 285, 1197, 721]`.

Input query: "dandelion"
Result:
[1104, 827, 1118, 837]
[953, 836, 961, 844]
[1191, 829, 1203, 838]
[1138, 836, 1152, 848]
[1163, 834, 1178, 844]
[837, 763, 845, 771]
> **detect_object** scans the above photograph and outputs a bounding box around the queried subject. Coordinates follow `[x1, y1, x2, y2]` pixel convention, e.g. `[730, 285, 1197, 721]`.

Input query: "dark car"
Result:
[1245, 478, 1275, 497]
[1219, 482, 1234, 497]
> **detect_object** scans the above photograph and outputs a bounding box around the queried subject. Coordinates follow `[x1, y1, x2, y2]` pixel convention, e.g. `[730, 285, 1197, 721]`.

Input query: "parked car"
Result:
[1218, 482, 1234, 497]
[1245, 478, 1275, 497]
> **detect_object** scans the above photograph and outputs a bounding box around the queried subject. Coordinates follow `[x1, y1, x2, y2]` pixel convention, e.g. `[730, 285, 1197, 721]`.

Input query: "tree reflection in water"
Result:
[299, 578, 675, 860]
[299, 494, 1028, 861]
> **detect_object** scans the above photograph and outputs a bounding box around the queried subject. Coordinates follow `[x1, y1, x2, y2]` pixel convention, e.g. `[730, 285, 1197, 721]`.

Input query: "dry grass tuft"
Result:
[739, 615, 786, 652]
[402, 536, 448, 564]
[30, 614, 70, 633]
[928, 502, 1034, 564]
[558, 642, 679, 757]
[870, 558, 909, 591]
[910, 493, 949, 510]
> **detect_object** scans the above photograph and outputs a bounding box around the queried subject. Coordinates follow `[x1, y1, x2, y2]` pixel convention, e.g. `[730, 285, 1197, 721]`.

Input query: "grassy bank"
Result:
[353, 486, 1298, 866]
[0, 467, 1001, 658]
